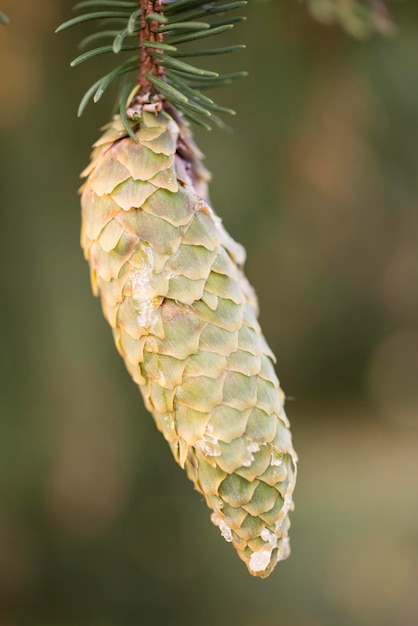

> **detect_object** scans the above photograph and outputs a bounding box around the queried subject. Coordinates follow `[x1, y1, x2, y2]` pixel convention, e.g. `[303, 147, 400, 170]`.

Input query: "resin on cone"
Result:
[80, 108, 297, 577]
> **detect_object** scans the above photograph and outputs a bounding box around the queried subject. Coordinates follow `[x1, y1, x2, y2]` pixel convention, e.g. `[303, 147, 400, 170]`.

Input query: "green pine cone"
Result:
[80, 109, 297, 578]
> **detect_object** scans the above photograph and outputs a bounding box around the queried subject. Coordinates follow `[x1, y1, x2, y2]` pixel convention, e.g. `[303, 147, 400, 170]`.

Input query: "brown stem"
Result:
[138, 0, 165, 95]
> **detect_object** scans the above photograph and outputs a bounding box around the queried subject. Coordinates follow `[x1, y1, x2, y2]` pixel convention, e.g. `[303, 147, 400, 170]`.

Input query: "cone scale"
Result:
[80, 107, 297, 577]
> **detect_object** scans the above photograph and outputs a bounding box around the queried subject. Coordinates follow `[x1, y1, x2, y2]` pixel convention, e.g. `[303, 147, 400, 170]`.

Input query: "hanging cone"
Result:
[80, 108, 297, 578]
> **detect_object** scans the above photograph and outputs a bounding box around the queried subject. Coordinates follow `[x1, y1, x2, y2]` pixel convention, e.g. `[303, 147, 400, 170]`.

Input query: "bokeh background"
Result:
[1, 1, 418, 624]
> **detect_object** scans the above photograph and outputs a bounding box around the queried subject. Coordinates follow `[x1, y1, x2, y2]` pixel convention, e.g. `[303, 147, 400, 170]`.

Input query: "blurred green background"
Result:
[1, 1, 418, 625]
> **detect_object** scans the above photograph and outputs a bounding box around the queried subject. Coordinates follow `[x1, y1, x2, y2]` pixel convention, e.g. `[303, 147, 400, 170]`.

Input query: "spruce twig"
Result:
[56, 0, 247, 131]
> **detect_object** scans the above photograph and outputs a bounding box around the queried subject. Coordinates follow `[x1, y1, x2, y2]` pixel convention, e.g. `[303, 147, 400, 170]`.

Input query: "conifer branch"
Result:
[56, 0, 247, 132]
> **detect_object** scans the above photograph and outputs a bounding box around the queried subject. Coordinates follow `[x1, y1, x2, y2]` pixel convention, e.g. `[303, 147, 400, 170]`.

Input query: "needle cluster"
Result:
[56, 0, 247, 131]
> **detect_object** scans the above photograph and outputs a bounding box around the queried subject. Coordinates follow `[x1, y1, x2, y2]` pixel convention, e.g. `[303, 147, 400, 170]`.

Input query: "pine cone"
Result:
[80, 109, 297, 578]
